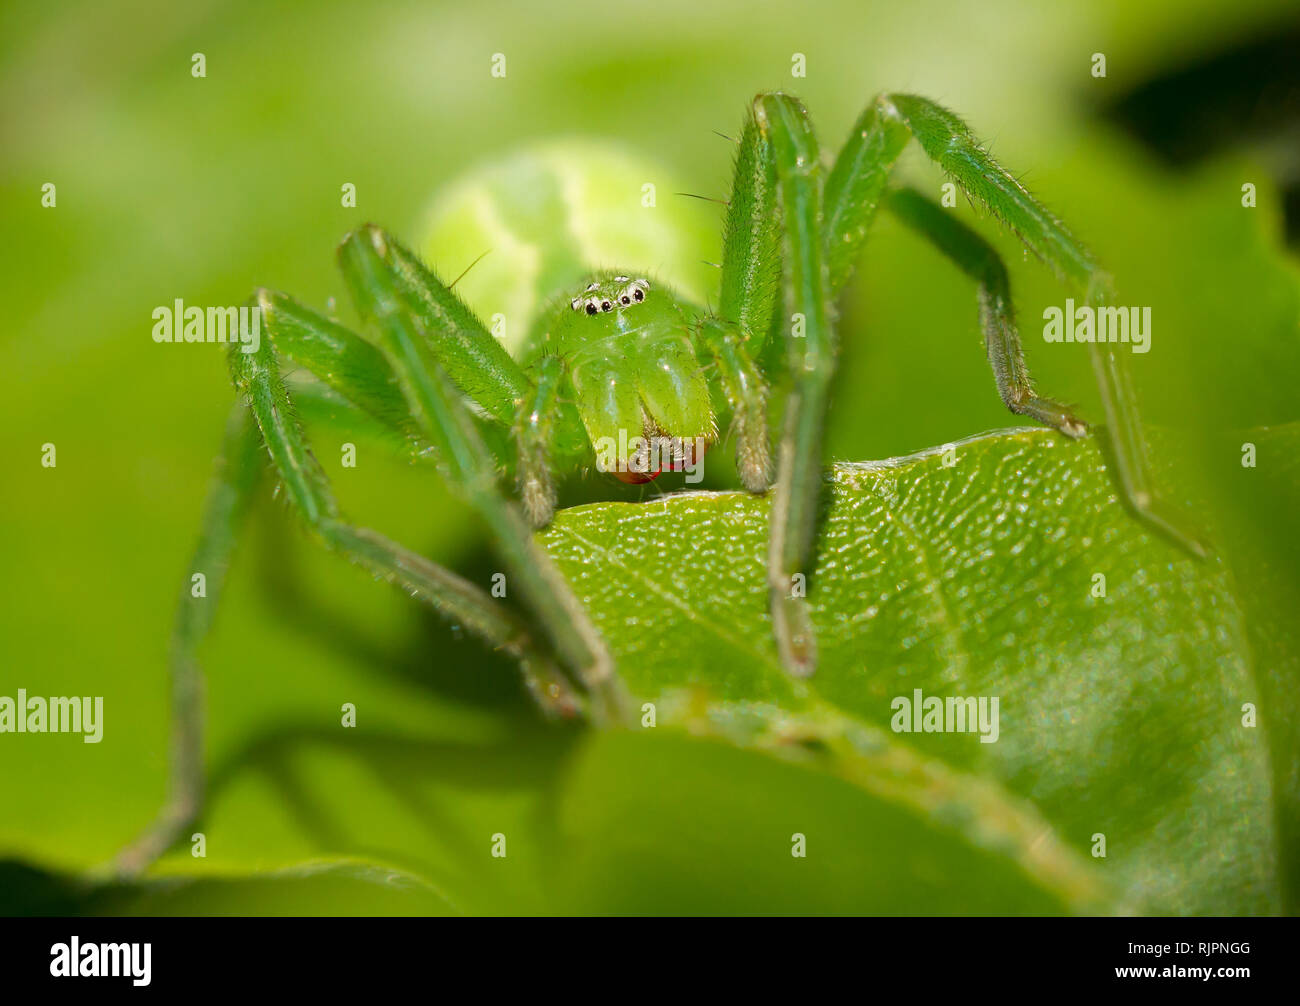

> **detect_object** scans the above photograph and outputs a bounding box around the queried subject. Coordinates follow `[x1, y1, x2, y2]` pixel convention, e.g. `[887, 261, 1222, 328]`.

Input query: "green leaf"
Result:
[549, 729, 1105, 914]
[537, 427, 1282, 915]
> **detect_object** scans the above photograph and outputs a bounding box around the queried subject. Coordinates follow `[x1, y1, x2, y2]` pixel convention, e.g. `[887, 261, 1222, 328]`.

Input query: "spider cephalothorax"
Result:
[541, 271, 717, 485]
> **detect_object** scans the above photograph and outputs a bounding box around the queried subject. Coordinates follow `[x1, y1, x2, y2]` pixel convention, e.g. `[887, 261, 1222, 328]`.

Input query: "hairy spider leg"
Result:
[110, 405, 260, 876]
[371, 235, 530, 425]
[695, 318, 772, 491]
[248, 288, 587, 707]
[377, 236, 591, 528]
[514, 352, 565, 524]
[755, 93, 837, 679]
[728, 90, 1209, 680]
[826, 93, 1207, 558]
[338, 226, 623, 715]
[710, 106, 782, 491]
[884, 187, 1088, 435]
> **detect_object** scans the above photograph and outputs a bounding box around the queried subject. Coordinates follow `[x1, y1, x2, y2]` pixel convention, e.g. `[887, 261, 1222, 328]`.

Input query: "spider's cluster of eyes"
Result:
[570, 277, 649, 315]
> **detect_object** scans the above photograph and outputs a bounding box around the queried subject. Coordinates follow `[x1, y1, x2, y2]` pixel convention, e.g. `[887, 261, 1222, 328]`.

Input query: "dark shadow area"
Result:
[251, 496, 543, 713]
[0, 861, 108, 916]
[0, 721, 583, 916]
[203, 720, 582, 892]
[1100, 19, 1300, 246]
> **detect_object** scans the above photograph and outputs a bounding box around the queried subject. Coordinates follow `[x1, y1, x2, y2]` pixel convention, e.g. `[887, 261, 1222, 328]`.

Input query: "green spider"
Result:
[115, 91, 1200, 875]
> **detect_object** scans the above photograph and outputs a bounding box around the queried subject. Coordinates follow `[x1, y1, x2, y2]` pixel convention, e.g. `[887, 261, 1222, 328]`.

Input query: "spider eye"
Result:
[601, 300, 612, 312]
[585, 302, 598, 315]
[632, 288, 644, 302]
[620, 295, 631, 305]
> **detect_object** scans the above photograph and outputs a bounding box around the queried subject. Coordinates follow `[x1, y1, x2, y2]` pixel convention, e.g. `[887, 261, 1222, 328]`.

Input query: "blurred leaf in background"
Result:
[1, 0, 1297, 914]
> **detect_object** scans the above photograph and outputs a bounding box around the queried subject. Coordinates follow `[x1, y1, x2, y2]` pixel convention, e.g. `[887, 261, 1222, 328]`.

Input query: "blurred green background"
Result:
[2, 0, 1298, 914]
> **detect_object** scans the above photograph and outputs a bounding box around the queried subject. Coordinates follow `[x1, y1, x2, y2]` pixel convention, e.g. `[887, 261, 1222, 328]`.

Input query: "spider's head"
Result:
[540, 271, 717, 484]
